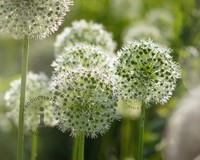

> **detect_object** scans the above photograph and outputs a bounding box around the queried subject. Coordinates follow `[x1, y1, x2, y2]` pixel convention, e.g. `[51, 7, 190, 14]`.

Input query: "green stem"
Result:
[17, 36, 29, 160]
[138, 102, 145, 160]
[78, 133, 85, 160]
[120, 119, 133, 160]
[31, 130, 38, 160]
[72, 137, 79, 160]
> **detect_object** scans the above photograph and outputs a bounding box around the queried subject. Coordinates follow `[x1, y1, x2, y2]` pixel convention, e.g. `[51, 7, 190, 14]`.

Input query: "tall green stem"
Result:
[138, 102, 145, 160]
[72, 137, 79, 160]
[17, 36, 29, 160]
[78, 133, 85, 160]
[31, 130, 38, 160]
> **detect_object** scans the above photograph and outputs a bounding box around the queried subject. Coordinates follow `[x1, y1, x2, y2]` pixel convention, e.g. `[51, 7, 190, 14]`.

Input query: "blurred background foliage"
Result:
[0, 0, 200, 160]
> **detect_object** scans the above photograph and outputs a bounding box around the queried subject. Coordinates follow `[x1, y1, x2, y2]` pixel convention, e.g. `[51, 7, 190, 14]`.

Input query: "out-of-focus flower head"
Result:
[54, 19, 116, 56]
[123, 22, 165, 44]
[0, 0, 73, 39]
[146, 8, 174, 41]
[4, 72, 54, 131]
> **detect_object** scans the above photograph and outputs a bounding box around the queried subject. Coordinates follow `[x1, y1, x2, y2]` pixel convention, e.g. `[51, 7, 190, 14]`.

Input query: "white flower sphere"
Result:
[115, 39, 181, 105]
[0, 0, 73, 39]
[54, 19, 116, 56]
[52, 43, 114, 74]
[4, 72, 54, 131]
[51, 68, 119, 138]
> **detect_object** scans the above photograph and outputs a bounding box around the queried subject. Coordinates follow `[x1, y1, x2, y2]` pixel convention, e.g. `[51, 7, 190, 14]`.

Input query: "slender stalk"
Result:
[78, 133, 85, 160]
[31, 130, 38, 160]
[138, 102, 145, 160]
[72, 137, 79, 160]
[17, 36, 29, 160]
[120, 119, 132, 160]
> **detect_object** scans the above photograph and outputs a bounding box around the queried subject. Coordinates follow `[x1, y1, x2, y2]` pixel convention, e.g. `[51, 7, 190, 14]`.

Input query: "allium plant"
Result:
[51, 67, 119, 160]
[115, 39, 181, 105]
[54, 19, 116, 56]
[5, 72, 54, 160]
[0, 1, 73, 159]
[5, 72, 54, 130]
[115, 39, 181, 160]
[52, 43, 113, 74]
[123, 22, 165, 44]
[51, 68, 119, 138]
[0, 0, 73, 39]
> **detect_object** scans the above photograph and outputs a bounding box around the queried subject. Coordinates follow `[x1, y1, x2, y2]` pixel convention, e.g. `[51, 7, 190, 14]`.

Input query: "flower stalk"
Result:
[31, 130, 38, 160]
[72, 137, 79, 160]
[17, 35, 29, 160]
[138, 102, 145, 160]
[78, 133, 85, 160]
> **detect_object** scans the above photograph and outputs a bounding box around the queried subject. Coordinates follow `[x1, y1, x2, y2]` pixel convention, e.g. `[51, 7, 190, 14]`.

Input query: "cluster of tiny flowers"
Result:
[123, 22, 164, 44]
[115, 39, 181, 105]
[54, 19, 116, 55]
[0, 0, 73, 39]
[4, 72, 54, 131]
[51, 68, 119, 138]
[52, 43, 113, 74]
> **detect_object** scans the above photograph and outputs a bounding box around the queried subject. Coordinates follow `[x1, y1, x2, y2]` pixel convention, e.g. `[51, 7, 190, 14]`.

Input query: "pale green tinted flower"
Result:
[4, 72, 54, 131]
[115, 39, 181, 105]
[52, 43, 114, 74]
[51, 68, 119, 138]
[146, 8, 174, 41]
[0, 0, 73, 39]
[54, 19, 116, 55]
[123, 22, 165, 44]
[163, 86, 200, 160]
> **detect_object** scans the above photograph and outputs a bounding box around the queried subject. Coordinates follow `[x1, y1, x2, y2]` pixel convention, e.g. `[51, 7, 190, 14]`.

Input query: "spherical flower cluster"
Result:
[146, 8, 174, 41]
[52, 43, 113, 74]
[0, 0, 73, 39]
[163, 86, 200, 160]
[54, 19, 116, 55]
[4, 72, 54, 131]
[115, 39, 181, 105]
[123, 22, 165, 44]
[51, 68, 119, 138]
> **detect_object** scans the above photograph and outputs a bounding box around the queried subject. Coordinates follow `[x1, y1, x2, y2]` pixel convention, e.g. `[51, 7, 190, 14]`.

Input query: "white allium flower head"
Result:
[4, 72, 54, 131]
[123, 22, 165, 44]
[51, 67, 119, 138]
[0, 0, 73, 39]
[52, 43, 115, 74]
[54, 19, 116, 56]
[115, 39, 181, 105]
